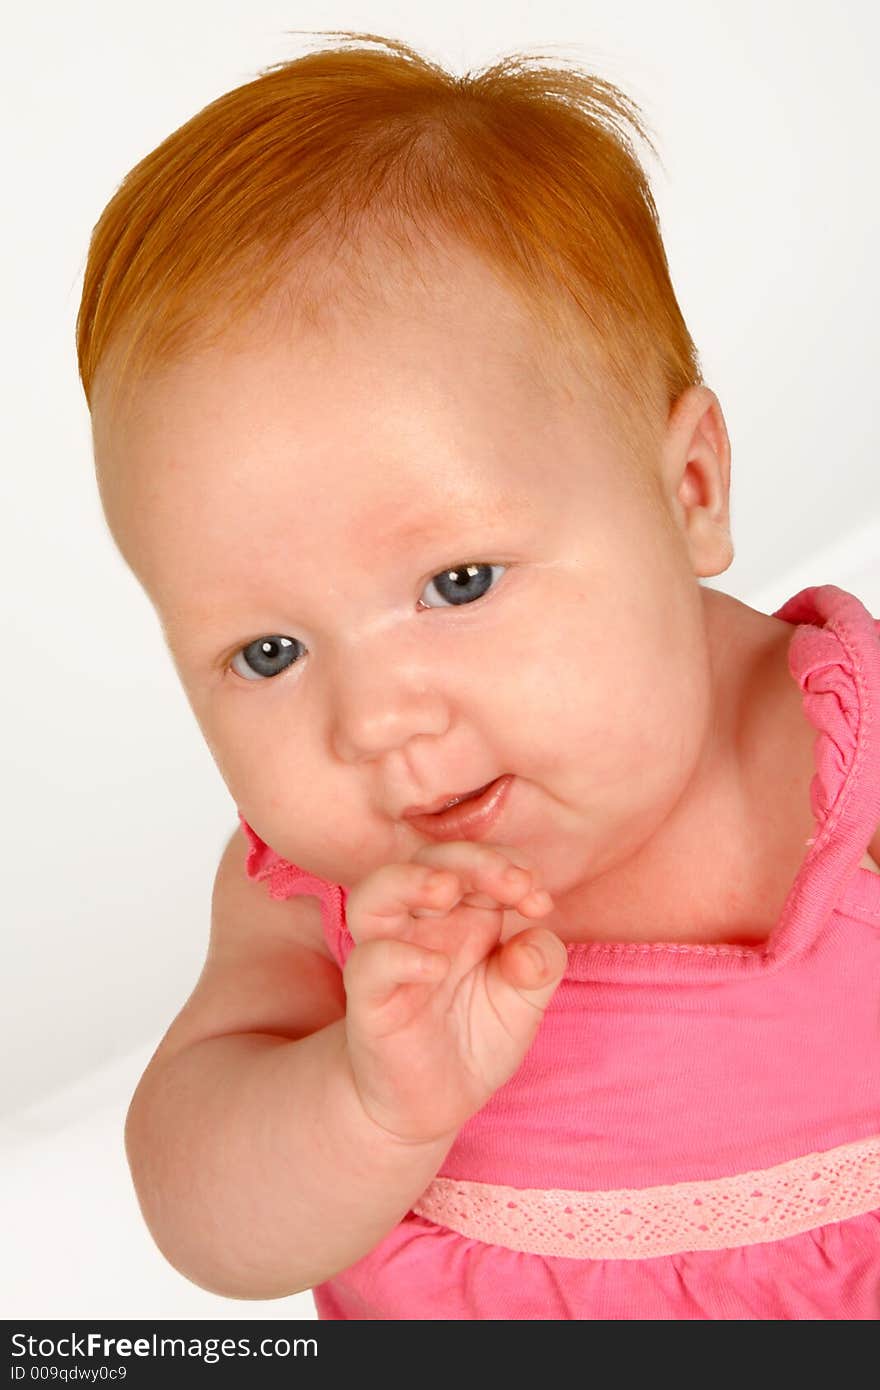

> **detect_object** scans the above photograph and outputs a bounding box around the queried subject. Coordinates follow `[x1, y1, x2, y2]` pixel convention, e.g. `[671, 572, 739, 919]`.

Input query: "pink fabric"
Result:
[239, 585, 880, 1319]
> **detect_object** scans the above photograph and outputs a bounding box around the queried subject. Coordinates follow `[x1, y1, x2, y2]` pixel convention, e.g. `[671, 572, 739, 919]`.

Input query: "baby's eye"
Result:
[419, 563, 506, 608]
[227, 563, 505, 681]
[229, 635, 305, 682]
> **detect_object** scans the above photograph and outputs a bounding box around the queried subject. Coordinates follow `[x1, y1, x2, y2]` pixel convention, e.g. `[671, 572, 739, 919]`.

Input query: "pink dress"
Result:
[239, 585, 880, 1319]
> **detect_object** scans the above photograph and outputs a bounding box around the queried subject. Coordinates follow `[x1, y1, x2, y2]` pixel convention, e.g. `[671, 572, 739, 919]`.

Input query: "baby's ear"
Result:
[663, 386, 734, 578]
[664, 385, 731, 489]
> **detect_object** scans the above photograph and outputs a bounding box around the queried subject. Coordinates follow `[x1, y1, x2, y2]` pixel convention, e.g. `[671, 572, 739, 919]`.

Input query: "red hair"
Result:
[76, 30, 701, 450]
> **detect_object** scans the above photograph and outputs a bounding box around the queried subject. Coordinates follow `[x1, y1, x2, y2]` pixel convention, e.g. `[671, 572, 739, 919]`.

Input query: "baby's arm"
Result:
[124, 827, 459, 1300]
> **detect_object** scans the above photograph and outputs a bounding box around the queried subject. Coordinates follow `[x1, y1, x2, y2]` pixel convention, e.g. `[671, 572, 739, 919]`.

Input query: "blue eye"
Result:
[420, 563, 506, 608]
[230, 635, 304, 682]
[229, 562, 506, 682]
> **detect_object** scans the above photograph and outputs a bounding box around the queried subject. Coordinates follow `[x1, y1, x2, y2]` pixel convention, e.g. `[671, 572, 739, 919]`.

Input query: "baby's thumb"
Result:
[499, 928, 568, 999]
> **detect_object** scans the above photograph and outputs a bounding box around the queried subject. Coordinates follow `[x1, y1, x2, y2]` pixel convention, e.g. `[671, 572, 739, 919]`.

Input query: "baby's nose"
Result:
[328, 649, 450, 763]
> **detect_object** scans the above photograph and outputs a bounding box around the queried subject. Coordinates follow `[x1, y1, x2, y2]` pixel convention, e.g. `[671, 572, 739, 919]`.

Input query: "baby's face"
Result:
[92, 247, 723, 903]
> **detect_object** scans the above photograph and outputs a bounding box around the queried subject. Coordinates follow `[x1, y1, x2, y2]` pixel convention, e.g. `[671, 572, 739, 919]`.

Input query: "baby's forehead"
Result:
[91, 246, 651, 601]
[135, 234, 593, 411]
[99, 279, 597, 471]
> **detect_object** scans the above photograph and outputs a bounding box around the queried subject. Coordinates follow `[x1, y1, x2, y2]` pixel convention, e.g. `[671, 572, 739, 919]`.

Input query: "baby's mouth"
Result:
[437, 782, 495, 812]
[401, 776, 516, 841]
[403, 779, 498, 818]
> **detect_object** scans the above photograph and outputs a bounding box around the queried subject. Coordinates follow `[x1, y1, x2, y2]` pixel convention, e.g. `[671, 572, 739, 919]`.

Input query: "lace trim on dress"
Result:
[411, 1132, 880, 1258]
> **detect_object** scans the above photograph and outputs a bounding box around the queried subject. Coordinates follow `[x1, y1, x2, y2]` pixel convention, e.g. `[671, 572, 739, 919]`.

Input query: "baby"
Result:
[79, 33, 880, 1319]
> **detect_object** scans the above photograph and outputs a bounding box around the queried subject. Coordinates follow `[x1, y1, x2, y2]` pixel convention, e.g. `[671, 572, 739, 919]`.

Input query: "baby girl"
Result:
[78, 32, 880, 1319]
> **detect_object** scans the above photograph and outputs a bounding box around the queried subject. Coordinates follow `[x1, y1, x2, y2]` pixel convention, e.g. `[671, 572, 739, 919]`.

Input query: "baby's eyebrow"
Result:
[388, 516, 452, 545]
[383, 496, 531, 545]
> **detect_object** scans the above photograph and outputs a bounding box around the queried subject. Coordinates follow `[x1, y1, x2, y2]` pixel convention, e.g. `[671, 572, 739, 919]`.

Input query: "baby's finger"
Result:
[495, 927, 569, 998]
[345, 861, 462, 942]
[343, 935, 449, 1010]
[409, 841, 547, 909]
[410, 840, 536, 877]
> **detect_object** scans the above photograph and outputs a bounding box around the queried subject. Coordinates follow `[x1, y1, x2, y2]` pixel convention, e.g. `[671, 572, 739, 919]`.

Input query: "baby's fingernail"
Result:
[525, 945, 545, 972]
[530, 890, 553, 910]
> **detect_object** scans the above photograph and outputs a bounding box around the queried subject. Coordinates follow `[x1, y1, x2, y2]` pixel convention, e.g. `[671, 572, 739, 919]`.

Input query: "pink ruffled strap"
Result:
[774, 585, 880, 880]
[237, 813, 349, 967]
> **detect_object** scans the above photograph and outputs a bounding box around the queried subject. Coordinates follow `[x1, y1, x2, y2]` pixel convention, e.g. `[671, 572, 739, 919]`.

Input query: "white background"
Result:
[2, 0, 878, 1320]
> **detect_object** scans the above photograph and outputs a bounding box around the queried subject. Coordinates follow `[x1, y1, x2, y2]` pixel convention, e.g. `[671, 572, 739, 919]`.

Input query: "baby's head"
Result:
[80, 33, 735, 905]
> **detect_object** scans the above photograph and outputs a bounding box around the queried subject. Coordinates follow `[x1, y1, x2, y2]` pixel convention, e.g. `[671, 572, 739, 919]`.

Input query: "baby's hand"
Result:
[341, 841, 569, 1146]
